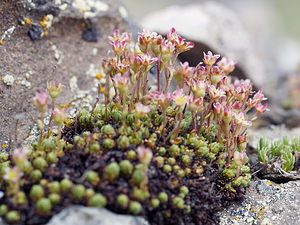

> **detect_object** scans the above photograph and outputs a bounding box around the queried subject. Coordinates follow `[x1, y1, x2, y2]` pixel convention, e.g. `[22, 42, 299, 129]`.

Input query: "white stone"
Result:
[119, 6, 128, 19]
[3, 75, 15, 86]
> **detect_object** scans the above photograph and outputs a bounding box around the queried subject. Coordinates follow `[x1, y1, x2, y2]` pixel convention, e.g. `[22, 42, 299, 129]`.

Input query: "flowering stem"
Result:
[37, 112, 45, 148]
[141, 166, 149, 191]
[192, 113, 197, 131]
[47, 99, 55, 137]
[134, 116, 139, 135]
[56, 124, 62, 150]
[173, 111, 183, 140]
[160, 110, 167, 134]
[122, 93, 127, 112]
[105, 73, 110, 121]
[128, 84, 137, 115]
[164, 66, 170, 94]
[157, 61, 161, 92]
[171, 52, 179, 66]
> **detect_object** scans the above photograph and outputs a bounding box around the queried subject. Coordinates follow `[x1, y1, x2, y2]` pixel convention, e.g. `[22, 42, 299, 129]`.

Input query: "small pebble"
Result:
[261, 218, 272, 225]
[3, 75, 14, 86]
[28, 25, 43, 40]
[82, 27, 98, 42]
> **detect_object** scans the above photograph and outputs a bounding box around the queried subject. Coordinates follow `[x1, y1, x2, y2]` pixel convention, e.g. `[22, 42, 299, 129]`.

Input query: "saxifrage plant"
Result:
[0, 27, 268, 225]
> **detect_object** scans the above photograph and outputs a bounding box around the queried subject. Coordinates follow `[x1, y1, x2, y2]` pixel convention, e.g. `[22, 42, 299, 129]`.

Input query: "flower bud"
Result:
[5, 211, 20, 223]
[72, 184, 85, 201]
[119, 160, 133, 176]
[36, 198, 52, 215]
[103, 138, 115, 149]
[172, 196, 184, 209]
[127, 150, 136, 160]
[203, 51, 220, 66]
[163, 164, 172, 173]
[33, 92, 49, 113]
[105, 162, 120, 181]
[117, 194, 129, 208]
[60, 178, 72, 193]
[129, 201, 142, 214]
[47, 80, 64, 99]
[169, 144, 180, 157]
[137, 146, 153, 166]
[33, 157, 48, 171]
[158, 192, 168, 203]
[101, 125, 116, 137]
[131, 168, 144, 186]
[117, 136, 130, 149]
[0, 204, 8, 216]
[150, 198, 160, 208]
[48, 181, 60, 193]
[53, 108, 68, 127]
[88, 194, 107, 207]
[30, 169, 42, 183]
[30, 185, 44, 202]
[135, 102, 151, 118]
[49, 193, 61, 205]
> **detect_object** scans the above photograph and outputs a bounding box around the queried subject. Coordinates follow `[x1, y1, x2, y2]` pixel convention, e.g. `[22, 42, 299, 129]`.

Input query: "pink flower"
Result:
[210, 66, 225, 85]
[47, 80, 64, 99]
[172, 89, 189, 106]
[114, 62, 131, 74]
[247, 89, 267, 108]
[136, 53, 158, 67]
[189, 97, 204, 114]
[217, 57, 236, 74]
[233, 150, 246, 166]
[3, 166, 23, 183]
[203, 51, 220, 66]
[53, 108, 68, 126]
[111, 39, 127, 56]
[137, 146, 153, 165]
[255, 103, 269, 114]
[188, 79, 206, 98]
[151, 34, 164, 56]
[232, 101, 243, 112]
[108, 29, 132, 56]
[108, 29, 131, 44]
[234, 112, 252, 127]
[135, 102, 151, 118]
[161, 40, 175, 63]
[167, 27, 194, 53]
[33, 92, 49, 113]
[12, 148, 29, 165]
[112, 73, 130, 94]
[138, 28, 157, 44]
[148, 91, 161, 103]
[213, 102, 222, 118]
[173, 62, 194, 86]
[194, 66, 207, 80]
[208, 85, 225, 100]
[149, 91, 172, 111]
[158, 93, 172, 111]
[138, 29, 157, 53]
[222, 104, 233, 125]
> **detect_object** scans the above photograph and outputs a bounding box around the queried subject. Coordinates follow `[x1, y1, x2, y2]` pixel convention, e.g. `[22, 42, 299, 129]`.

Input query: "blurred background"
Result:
[122, 0, 300, 41]
[120, 0, 300, 128]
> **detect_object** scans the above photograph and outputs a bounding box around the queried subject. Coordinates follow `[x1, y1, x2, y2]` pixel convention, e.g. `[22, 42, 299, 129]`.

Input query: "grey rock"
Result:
[218, 179, 300, 225]
[46, 206, 148, 225]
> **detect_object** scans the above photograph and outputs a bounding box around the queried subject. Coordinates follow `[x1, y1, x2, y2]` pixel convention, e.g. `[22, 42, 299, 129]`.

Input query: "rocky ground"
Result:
[0, 0, 299, 225]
